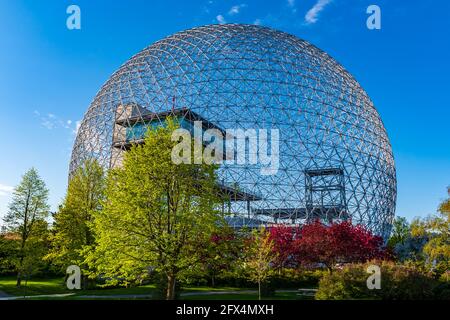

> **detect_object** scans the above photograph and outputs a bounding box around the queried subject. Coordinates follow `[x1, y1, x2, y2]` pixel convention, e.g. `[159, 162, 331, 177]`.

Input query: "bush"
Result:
[381, 263, 436, 300]
[269, 269, 326, 289]
[178, 270, 208, 287]
[315, 265, 371, 300]
[260, 280, 276, 297]
[211, 275, 254, 288]
[316, 261, 439, 300]
[210, 268, 325, 290]
[199, 268, 326, 290]
[432, 282, 450, 300]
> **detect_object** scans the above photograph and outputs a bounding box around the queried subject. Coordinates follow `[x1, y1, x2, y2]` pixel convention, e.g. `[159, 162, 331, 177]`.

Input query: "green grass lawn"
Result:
[0, 276, 68, 296]
[0, 276, 158, 297]
[0, 276, 313, 300]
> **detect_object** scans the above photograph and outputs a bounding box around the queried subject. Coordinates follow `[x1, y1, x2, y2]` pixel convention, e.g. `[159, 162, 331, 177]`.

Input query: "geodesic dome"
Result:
[70, 24, 396, 239]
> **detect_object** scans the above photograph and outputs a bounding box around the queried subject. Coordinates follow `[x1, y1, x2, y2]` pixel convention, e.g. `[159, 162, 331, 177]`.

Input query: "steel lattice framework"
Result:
[70, 24, 396, 239]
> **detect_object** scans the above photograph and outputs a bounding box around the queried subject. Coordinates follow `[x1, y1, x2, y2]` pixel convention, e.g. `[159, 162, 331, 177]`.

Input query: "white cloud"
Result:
[216, 14, 226, 24]
[0, 183, 14, 197]
[34, 110, 80, 134]
[228, 4, 247, 16]
[305, 0, 332, 24]
[228, 6, 239, 15]
[253, 18, 262, 25]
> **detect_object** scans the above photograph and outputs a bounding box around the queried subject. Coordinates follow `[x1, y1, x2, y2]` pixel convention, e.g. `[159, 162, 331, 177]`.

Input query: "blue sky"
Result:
[0, 0, 449, 225]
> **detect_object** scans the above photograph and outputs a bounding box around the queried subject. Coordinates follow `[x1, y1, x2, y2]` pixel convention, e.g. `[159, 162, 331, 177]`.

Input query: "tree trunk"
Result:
[166, 274, 176, 300]
[82, 275, 88, 290]
[16, 272, 22, 287]
[16, 255, 24, 287]
[258, 280, 261, 301]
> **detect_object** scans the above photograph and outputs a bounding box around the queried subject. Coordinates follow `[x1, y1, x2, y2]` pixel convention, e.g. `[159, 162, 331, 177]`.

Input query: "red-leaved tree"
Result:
[295, 220, 388, 271]
[267, 225, 300, 270]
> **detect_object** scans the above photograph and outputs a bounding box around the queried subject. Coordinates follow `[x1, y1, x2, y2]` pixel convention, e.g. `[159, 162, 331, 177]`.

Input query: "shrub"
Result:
[432, 282, 450, 300]
[260, 280, 276, 297]
[315, 265, 371, 300]
[205, 268, 325, 290]
[212, 274, 254, 288]
[269, 269, 326, 289]
[381, 262, 436, 300]
[316, 261, 439, 300]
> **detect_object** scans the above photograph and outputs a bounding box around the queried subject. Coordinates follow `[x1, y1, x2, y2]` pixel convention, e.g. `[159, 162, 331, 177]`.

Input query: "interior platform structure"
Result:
[111, 103, 266, 229]
[253, 167, 348, 225]
[112, 103, 229, 151]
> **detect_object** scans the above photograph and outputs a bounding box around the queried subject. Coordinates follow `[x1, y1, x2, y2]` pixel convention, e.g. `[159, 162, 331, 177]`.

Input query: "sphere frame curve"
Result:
[70, 23, 397, 239]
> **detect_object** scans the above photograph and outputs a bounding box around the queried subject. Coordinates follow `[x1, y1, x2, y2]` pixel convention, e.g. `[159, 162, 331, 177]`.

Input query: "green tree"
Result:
[46, 159, 105, 279]
[87, 118, 223, 300]
[201, 226, 244, 287]
[412, 188, 450, 275]
[0, 222, 49, 280]
[20, 219, 50, 282]
[386, 217, 429, 264]
[3, 168, 50, 286]
[0, 234, 20, 275]
[387, 216, 411, 249]
[243, 227, 276, 300]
